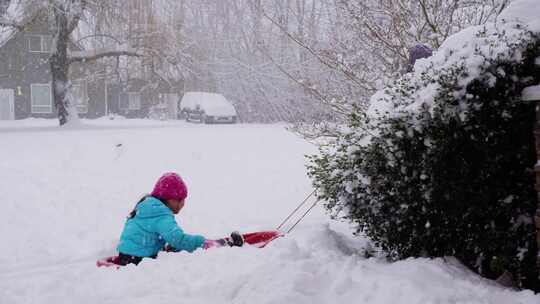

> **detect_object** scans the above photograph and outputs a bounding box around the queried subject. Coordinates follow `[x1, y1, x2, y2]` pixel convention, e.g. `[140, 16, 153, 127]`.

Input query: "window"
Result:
[28, 35, 52, 53]
[71, 82, 88, 114]
[134, 22, 148, 32]
[28, 36, 41, 52]
[0, 53, 8, 71]
[119, 92, 129, 110]
[128, 92, 141, 110]
[0, 0, 9, 16]
[31, 83, 52, 113]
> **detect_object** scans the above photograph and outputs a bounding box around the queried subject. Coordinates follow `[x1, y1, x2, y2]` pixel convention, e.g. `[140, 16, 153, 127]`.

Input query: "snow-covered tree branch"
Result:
[69, 47, 141, 64]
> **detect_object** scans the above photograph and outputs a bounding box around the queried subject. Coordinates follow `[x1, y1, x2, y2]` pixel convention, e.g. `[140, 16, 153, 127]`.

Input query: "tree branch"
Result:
[0, 19, 24, 30]
[69, 49, 142, 64]
[418, 0, 440, 46]
[75, 33, 122, 45]
[255, 40, 349, 117]
[256, 0, 371, 91]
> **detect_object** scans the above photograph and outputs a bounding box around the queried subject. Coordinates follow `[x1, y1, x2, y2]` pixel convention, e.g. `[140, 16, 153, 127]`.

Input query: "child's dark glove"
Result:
[209, 232, 245, 248]
[227, 231, 244, 247]
[214, 231, 245, 247]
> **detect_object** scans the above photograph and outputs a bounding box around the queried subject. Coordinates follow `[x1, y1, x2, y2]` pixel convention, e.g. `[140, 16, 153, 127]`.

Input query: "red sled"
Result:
[238, 230, 284, 248]
[97, 230, 284, 268]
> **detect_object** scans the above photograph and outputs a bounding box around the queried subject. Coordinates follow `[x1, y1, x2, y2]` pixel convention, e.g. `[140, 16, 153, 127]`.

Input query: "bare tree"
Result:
[254, 0, 511, 138]
[77, 0, 510, 126]
[336, 0, 511, 78]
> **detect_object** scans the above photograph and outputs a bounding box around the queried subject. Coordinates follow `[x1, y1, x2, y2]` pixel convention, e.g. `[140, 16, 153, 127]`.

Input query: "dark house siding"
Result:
[105, 78, 149, 118]
[105, 77, 178, 119]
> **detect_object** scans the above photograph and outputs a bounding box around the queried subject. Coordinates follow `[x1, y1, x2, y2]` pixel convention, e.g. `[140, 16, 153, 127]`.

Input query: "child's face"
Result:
[167, 199, 185, 214]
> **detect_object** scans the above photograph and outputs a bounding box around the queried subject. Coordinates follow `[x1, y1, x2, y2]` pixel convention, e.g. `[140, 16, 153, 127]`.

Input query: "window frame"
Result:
[27, 34, 52, 53]
[119, 92, 129, 110]
[30, 83, 53, 114]
[128, 92, 141, 110]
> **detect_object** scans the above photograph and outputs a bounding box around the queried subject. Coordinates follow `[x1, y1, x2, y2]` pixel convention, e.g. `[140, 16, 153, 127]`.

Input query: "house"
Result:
[0, 1, 181, 121]
[105, 74, 179, 119]
[0, 10, 108, 120]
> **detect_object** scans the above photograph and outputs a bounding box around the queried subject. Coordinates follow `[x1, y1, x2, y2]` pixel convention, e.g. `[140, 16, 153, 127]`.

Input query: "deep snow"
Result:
[0, 119, 538, 304]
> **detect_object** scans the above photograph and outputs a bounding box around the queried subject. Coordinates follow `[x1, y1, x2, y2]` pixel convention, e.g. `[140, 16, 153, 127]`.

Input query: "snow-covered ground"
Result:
[0, 119, 538, 304]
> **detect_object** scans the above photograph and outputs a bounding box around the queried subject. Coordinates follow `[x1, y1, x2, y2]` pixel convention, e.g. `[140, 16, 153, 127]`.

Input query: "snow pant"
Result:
[117, 253, 144, 266]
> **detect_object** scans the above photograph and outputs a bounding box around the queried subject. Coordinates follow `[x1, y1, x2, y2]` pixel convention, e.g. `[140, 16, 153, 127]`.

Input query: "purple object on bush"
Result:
[408, 44, 433, 72]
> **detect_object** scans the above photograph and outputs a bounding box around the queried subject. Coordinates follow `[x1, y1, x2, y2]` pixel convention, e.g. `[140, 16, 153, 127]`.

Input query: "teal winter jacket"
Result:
[117, 196, 205, 257]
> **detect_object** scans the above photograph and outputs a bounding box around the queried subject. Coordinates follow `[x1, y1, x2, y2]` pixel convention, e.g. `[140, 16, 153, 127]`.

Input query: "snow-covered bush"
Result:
[308, 1, 540, 291]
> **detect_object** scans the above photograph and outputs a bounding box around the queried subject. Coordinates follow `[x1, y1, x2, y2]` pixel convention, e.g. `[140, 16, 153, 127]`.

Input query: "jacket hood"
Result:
[135, 196, 173, 219]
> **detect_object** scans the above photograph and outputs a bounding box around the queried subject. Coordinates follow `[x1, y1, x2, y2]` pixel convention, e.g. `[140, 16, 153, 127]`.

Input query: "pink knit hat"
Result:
[151, 172, 188, 201]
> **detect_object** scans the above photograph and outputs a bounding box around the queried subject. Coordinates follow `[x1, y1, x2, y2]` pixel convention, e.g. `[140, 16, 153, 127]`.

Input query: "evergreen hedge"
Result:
[308, 25, 540, 290]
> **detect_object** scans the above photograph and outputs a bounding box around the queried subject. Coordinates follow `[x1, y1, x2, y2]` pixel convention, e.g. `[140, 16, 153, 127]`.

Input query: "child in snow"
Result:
[116, 172, 243, 265]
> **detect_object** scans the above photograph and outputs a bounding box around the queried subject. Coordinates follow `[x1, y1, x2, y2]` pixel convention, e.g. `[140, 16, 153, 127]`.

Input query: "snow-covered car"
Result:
[179, 92, 238, 124]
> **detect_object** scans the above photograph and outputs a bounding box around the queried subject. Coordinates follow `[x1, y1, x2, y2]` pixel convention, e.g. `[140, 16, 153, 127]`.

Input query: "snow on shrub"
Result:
[308, 0, 540, 291]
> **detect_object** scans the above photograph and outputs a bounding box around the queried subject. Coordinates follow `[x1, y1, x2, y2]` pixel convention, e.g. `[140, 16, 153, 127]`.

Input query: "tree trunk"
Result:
[50, 4, 73, 126]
